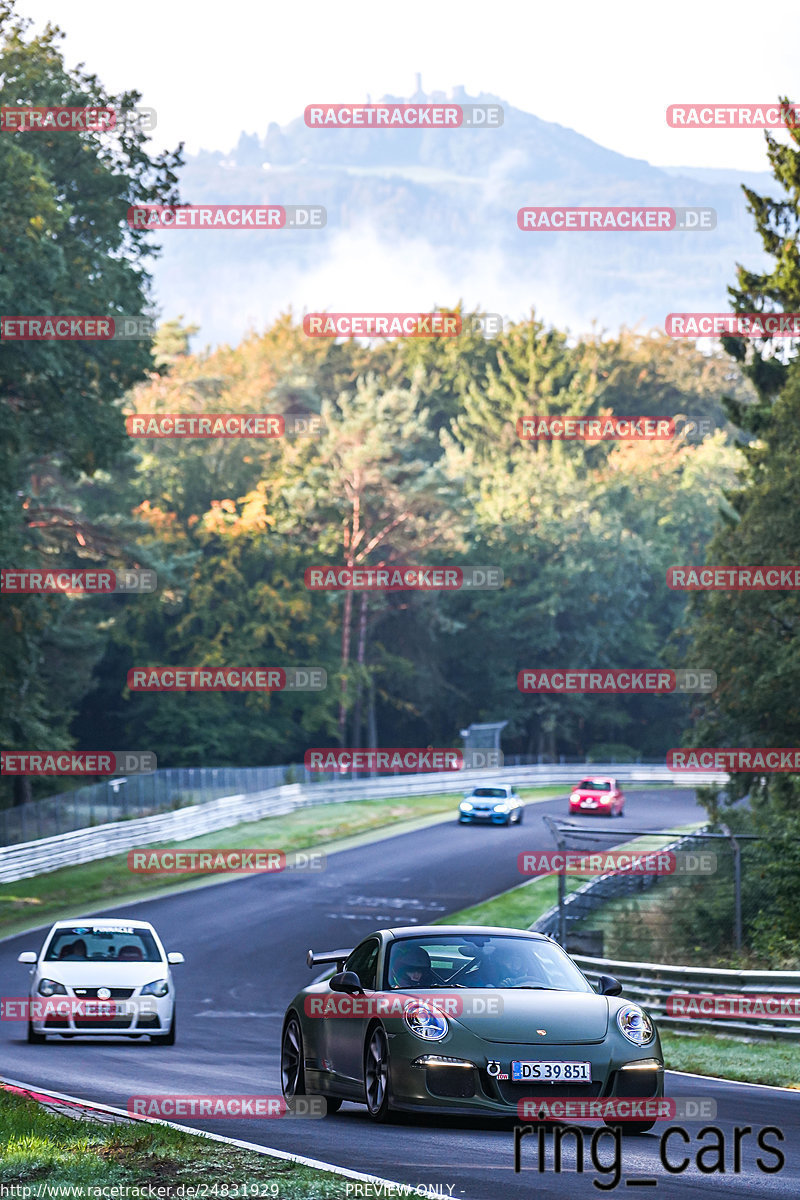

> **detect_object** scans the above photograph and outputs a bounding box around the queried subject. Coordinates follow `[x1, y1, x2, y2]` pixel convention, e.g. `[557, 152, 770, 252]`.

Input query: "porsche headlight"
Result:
[38, 979, 67, 997]
[141, 978, 169, 997]
[616, 1004, 654, 1045]
[403, 1000, 448, 1041]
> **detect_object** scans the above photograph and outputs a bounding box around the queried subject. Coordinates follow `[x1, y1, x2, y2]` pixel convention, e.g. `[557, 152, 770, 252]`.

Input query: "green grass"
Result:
[0, 786, 566, 941]
[437, 821, 706, 931]
[0, 1087, 350, 1194]
[435, 874, 569, 929]
[661, 1032, 800, 1089]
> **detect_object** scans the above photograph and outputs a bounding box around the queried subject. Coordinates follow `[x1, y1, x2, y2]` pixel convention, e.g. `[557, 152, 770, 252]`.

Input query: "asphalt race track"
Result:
[2, 789, 799, 1198]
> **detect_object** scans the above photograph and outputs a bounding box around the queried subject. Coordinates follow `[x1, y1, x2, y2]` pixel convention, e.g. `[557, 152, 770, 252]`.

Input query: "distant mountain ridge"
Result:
[149, 88, 769, 350]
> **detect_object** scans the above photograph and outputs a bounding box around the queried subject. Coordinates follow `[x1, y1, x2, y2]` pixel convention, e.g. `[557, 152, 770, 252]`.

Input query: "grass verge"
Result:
[0, 787, 565, 942]
[436, 822, 705, 931]
[661, 1032, 800, 1089]
[0, 1087, 349, 1194]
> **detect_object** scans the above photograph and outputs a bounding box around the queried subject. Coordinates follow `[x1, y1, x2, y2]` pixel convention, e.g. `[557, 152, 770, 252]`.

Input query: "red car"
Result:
[569, 777, 625, 816]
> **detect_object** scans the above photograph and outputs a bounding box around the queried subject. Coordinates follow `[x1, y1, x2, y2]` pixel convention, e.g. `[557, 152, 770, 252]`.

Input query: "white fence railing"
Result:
[574, 955, 800, 1040]
[0, 763, 725, 884]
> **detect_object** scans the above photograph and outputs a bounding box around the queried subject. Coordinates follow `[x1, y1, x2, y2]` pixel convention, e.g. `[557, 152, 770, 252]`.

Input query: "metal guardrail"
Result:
[573, 954, 800, 1041]
[0, 765, 299, 846]
[0, 785, 303, 884]
[0, 763, 726, 884]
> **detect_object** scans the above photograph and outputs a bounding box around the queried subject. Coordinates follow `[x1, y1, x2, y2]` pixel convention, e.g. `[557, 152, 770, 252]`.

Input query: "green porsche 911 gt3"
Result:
[280, 925, 664, 1131]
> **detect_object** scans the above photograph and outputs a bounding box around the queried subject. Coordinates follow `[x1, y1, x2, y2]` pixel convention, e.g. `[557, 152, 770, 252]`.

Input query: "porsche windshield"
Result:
[385, 935, 593, 992]
[44, 927, 162, 963]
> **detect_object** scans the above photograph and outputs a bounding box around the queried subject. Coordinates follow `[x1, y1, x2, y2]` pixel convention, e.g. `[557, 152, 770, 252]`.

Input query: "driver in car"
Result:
[483, 943, 540, 987]
[389, 944, 436, 988]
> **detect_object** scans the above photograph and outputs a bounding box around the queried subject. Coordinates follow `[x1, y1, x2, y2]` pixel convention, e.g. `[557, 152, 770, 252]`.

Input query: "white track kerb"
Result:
[0, 1075, 446, 1198]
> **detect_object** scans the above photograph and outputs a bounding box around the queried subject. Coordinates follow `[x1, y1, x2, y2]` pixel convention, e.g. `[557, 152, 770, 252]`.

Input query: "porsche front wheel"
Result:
[364, 1025, 391, 1121]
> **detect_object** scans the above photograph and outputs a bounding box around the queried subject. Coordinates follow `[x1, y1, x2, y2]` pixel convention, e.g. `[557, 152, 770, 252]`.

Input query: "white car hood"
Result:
[36, 962, 167, 989]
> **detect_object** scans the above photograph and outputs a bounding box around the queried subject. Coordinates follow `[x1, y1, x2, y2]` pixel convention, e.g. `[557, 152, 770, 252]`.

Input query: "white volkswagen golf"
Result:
[17, 918, 183, 1044]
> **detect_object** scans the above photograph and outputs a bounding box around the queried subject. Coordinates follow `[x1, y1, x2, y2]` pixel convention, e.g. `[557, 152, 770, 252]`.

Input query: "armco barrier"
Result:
[0, 763, 725, 883]
[572, 955, 800, 1041]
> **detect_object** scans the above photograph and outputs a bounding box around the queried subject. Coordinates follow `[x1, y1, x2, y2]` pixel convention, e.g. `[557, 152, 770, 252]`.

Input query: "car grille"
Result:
[612, 1069, 659, 1098]
[72, 987, 135, 999]
[74, 1015, 133, 1029]
[426, 1067, 476, 1099]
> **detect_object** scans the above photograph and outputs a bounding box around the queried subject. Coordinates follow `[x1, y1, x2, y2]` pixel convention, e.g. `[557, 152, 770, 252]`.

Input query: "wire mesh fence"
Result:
[0, 765, 308, 846]
[536, 819, 789, 967]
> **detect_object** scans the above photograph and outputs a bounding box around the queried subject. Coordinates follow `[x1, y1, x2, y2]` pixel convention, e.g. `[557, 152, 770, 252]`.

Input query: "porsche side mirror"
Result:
[329, 970, 363, 995]
[597, 974, 623, 996]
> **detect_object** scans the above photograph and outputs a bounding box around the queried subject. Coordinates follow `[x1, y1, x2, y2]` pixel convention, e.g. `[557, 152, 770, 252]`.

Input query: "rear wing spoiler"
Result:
[307, 947, 352, 971]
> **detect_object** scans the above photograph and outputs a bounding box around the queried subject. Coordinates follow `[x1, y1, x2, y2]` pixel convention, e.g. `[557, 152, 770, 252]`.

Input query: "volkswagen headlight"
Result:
[617, 1004, 654, 1045]
[403, 1000, 448, 1041]
[141, 978, 169, 997]
[38, 979, 67, 997]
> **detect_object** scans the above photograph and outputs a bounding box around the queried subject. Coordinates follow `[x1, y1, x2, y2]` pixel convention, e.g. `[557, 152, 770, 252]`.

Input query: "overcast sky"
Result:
[14, 0, 797, 170]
